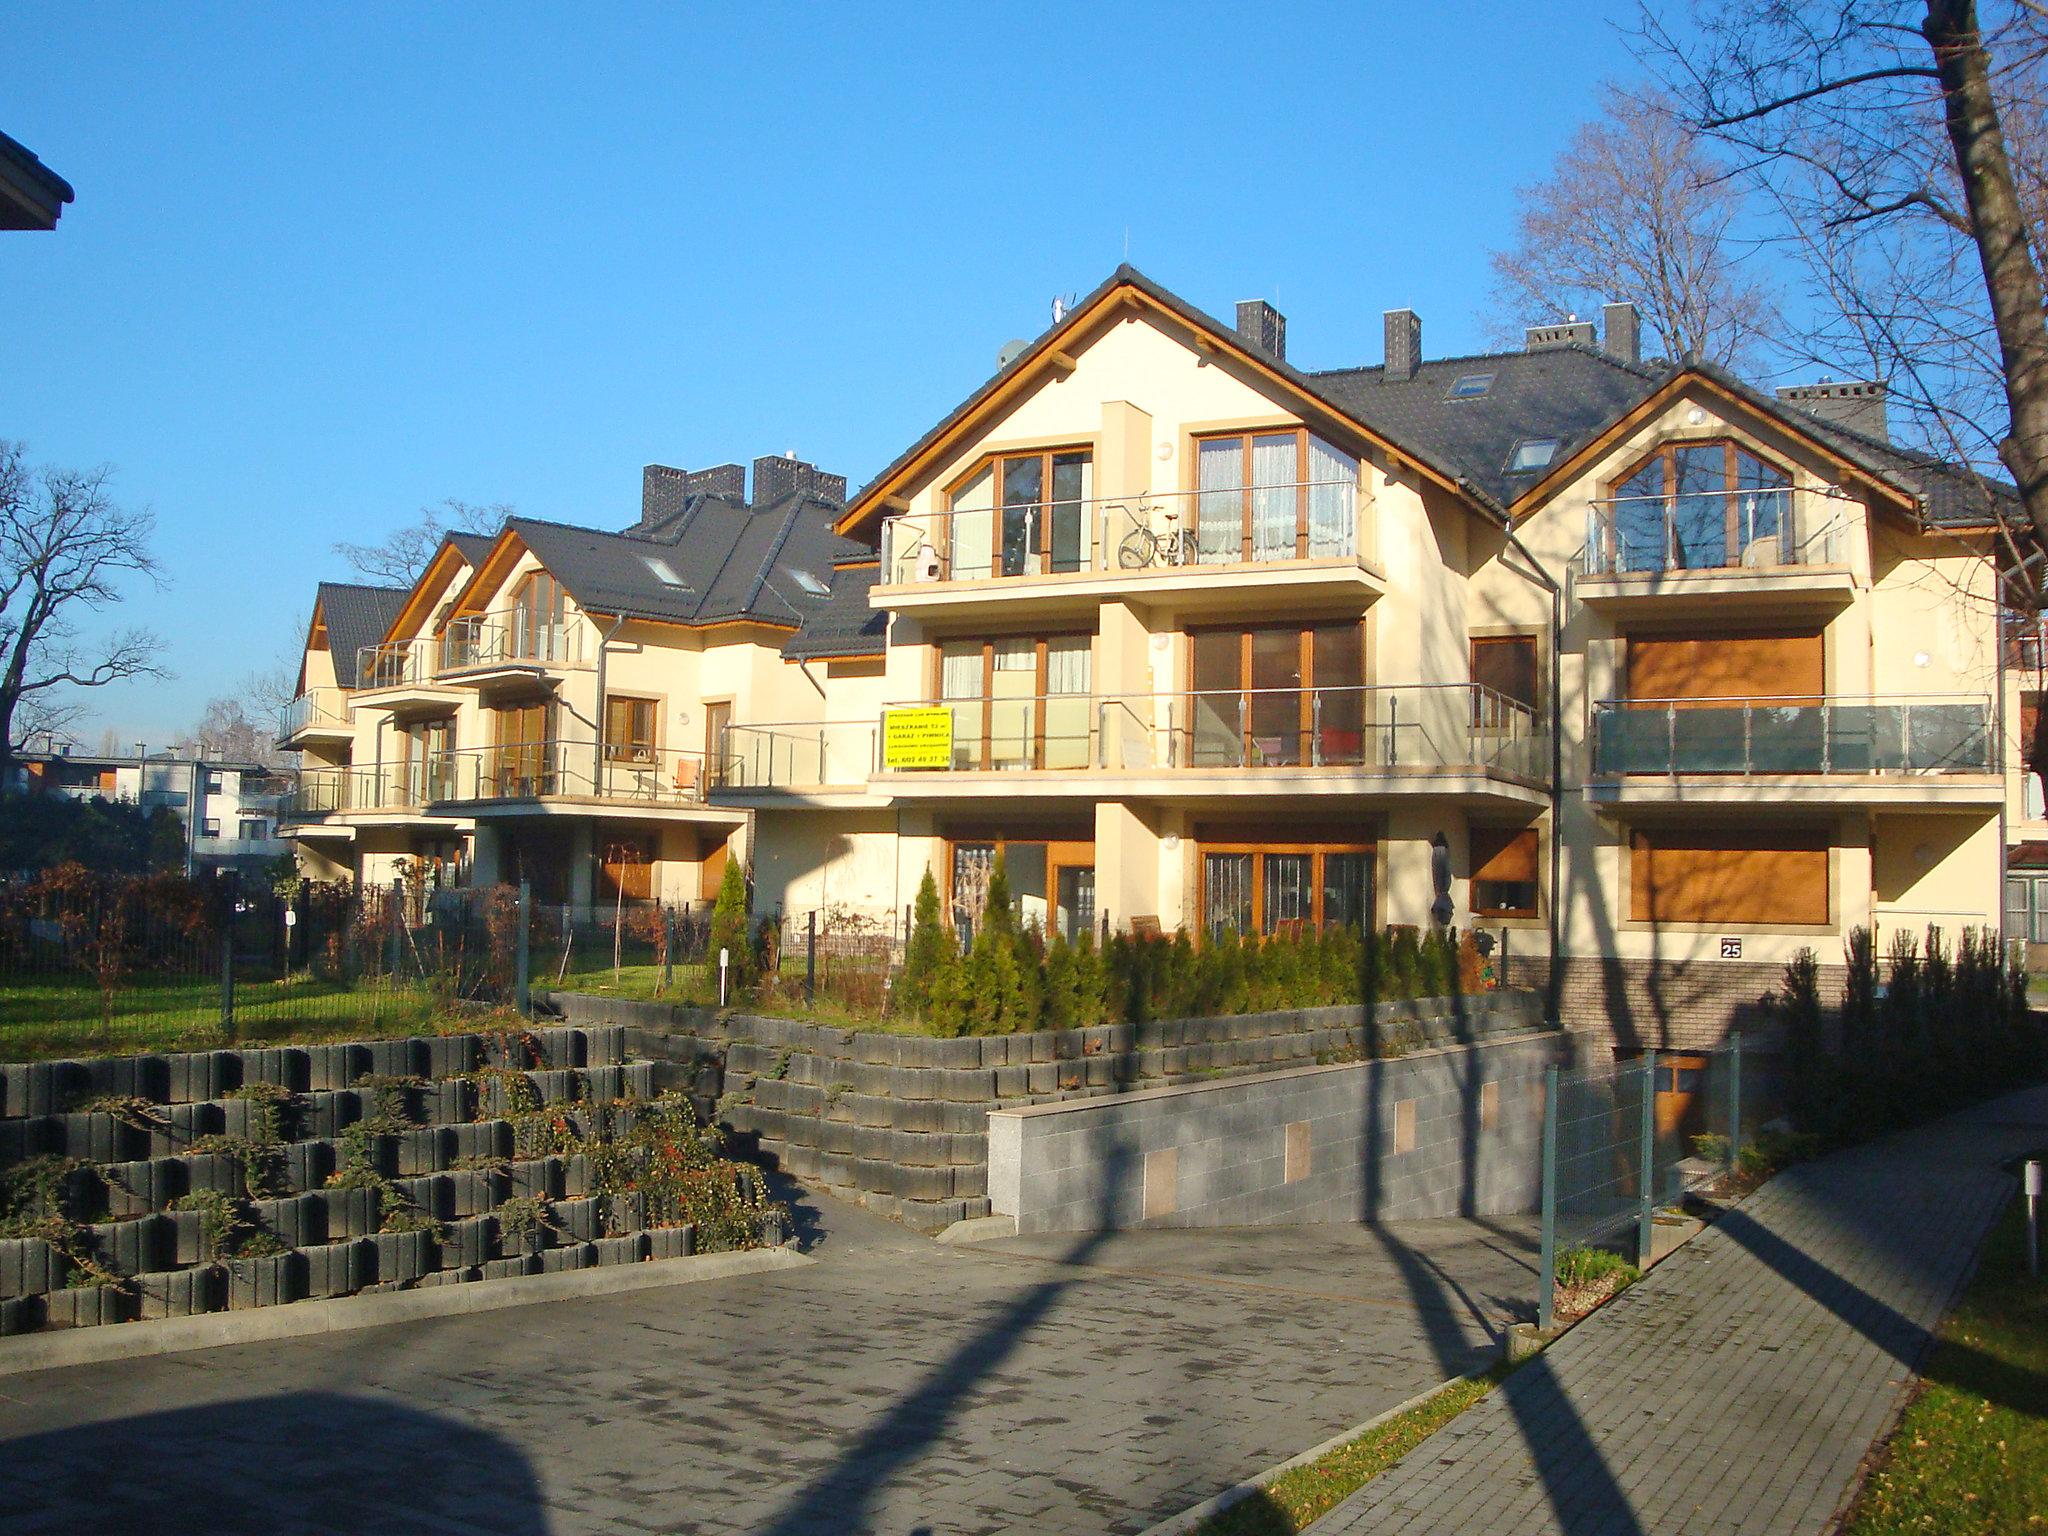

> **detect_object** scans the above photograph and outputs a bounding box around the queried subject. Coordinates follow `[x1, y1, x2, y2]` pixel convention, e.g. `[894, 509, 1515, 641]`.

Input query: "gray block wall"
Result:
[988, 1032, 1581, 1234]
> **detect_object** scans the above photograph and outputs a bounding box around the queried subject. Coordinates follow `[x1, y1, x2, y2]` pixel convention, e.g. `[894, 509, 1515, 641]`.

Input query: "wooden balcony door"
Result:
[492, 701, 555, 796]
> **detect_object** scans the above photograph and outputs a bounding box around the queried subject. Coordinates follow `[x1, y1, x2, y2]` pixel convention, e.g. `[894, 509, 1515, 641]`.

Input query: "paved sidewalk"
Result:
[1316, 1085, 2048, 1536]
[0, 1189, 1537, 1535]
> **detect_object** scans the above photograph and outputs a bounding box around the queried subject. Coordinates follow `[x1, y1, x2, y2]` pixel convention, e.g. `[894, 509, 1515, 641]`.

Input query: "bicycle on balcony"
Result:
[1115, 506, 1200, 569]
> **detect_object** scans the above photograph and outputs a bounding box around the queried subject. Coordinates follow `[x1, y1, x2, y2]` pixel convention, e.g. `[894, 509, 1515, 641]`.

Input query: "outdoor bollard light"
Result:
[2027, 1160, 2042, 1281]
[719, 946, 730, 1007]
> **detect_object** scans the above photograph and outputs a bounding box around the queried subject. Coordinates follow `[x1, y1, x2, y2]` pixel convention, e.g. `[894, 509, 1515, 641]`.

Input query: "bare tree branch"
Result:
[332, 497, 512, 588]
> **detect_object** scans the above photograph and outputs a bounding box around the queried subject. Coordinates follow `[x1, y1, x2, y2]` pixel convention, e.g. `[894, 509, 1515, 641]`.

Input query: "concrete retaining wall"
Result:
[987, 1031, 1582, 1234]
[548, 989, 1545, 1234]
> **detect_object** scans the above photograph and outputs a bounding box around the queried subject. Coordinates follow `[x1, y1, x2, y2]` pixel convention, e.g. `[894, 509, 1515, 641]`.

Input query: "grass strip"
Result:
[1189, 1367, 1507, 1536]
[1840, 1193, 2048, 1534]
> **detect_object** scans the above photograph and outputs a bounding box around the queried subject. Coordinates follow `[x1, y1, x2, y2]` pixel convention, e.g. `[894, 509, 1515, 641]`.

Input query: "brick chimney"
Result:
[641, 465, 690, 527]
[752, 454, 848, 506]
[1776, 380, 1889, 443]
[685, 463, 746, 500]
[1235, 300, 1287, 361]
[1602, 302, 1640, 365]
[1525, 319, 1597, 351]
[1384, 308, 1421, 381]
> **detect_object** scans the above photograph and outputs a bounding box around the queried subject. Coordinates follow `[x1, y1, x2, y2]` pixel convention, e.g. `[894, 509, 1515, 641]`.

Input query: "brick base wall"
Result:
[1501, 954, 1847, 1053]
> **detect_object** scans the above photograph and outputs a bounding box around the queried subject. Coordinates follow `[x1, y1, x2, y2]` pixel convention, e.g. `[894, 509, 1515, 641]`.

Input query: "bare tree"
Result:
[0, 442, 165, 767]
[174, 695, 287, 768]
[1636, 1, 2048, 564]
[1488, 83, 1779, 366]
[332, 497, 510, 587]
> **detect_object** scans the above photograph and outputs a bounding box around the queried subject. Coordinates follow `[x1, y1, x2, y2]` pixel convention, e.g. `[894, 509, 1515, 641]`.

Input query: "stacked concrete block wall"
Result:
[0, 1027, 743, 1337]
[987, 1031, 1582, 1235]
[552, 990, 1544, 1234]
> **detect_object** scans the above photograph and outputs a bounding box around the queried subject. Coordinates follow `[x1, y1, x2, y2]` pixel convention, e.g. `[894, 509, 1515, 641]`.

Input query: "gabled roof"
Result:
[781, 560, 886, 661]
[0, 128, 74, 231]
[314, 582, 408, 680]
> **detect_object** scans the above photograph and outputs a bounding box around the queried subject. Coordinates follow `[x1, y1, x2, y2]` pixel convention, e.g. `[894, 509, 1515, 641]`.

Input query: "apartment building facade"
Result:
[13, 747, 293, 875]
[279, 267, 2012, 1046]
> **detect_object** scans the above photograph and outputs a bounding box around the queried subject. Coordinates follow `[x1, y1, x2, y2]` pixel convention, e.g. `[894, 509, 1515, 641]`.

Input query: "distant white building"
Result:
[9, 745, 293, 876]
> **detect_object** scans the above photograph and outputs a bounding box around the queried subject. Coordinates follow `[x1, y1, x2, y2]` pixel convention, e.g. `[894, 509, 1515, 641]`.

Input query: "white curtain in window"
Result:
[949, 467, 995, 579]
[992, 639, 1034, 672]
[940, 643, 981, 698]
[1307, 437, 1357, 558]
[1196, 439, 1242, 565]
[1250, 434, 1297, 561]
[1044, 636, 1090, 694]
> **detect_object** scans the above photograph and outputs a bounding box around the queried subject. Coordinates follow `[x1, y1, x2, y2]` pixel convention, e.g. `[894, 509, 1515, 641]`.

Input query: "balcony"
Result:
[1570, 488, 1856, 616]
[428, 742, 731, 822]
[353, 640, 465, 712]
[874, 480, 1381, 619]
[280, 764, 446, 824]
[277, 687, 352, 747]
[868, 684, 1548, 807]
[1587, 695, 2000, 812]
[434, 614, 588, 685]
[714, 722, 883, 799]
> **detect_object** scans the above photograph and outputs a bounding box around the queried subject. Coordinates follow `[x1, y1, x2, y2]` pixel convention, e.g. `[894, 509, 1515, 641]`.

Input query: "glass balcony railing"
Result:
[873, 684, 1546, 782]
[878, 479, 1364, 586]
[436, 614, 585, 675]
[278, 687, 350, 739]
[714, 722, 880, 790]
[355, 639, 438, 691]
[282, 743, 713, 817]
[1592, 696, 1994, 776]
[1573, 489, 1845, 579]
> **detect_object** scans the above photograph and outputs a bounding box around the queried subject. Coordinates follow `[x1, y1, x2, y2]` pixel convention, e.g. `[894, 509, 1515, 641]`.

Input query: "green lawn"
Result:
[543, 957, 920, 1033]
[1842, 1194, 2048, 1534]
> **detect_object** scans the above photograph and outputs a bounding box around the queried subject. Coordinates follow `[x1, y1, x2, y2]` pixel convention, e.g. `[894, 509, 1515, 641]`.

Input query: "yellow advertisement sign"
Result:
[883, 706, 954, 770]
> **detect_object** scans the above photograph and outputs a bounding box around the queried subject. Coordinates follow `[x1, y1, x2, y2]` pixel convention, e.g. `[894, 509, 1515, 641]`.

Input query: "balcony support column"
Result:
[1094, 800, 1167, 936]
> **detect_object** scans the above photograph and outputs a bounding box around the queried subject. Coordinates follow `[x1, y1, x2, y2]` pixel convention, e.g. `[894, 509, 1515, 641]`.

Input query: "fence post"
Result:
[661, 906, 676, 995]
[386, 878, 403, 977]
[805, 909, 817, 1006]
[1637, 1048, 1658, 1268]
[219, 931, 236, 1042]
[1538, 1062, 1559, 1331]
[1727, 1033, 1743, 1172]
[515, 879, 531, 1018]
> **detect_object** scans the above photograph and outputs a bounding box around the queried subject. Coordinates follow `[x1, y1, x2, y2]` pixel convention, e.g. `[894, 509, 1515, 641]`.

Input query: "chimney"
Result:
[1602, 301, 1640, 365]
[1235, 300, 1287, 361]
[685, 463, 746, 500]
[1383, 308, 1422, 381]
[641, 464, 690, 527]
[1525, 319, 1597, 352]
[752, 454, 846, 506]
[1776, 380, 1889, 442]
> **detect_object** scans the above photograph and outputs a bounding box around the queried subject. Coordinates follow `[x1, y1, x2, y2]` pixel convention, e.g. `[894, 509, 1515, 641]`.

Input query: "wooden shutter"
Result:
[1626, 629, 1823, 703]
[1630, 829, 1829, 925]
[1472, 827, 1538, 884]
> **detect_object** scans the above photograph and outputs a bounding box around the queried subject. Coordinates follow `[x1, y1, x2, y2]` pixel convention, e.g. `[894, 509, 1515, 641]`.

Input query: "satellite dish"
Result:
[1050, 292, 1076, 324]
[996, 338, 1029, 371]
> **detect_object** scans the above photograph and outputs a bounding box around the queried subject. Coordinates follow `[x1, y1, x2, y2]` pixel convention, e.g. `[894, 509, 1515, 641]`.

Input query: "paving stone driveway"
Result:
[0, 1191, 1535, 1536]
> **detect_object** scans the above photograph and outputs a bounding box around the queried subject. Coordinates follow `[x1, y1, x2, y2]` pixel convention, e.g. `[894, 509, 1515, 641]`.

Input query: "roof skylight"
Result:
[643, 556, 686, 587]
[1447, 373, 1496, 400]
[790, 569, 830, 597]
[1505, 437, 1560, 472]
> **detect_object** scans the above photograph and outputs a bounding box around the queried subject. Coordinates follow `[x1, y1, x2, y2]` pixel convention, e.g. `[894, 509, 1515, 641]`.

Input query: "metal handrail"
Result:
[431, 740, 709, 804]
[1575, 486, 1848, 578]
[278, 687, 349, 738]
[1591, 694, 1994, 776]
[436, 613, 586, 674]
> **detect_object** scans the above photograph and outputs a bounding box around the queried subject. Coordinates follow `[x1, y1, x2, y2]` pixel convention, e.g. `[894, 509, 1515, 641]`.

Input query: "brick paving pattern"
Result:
[0, 1194, 1536, 1535]
[1317, 1085, 2048, 1536]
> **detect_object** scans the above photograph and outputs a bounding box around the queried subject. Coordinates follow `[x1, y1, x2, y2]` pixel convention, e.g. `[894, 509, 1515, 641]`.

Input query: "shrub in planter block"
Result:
[592, 1233, 645, 1267]
[98, 1157, 184, 1218]
[533, 1027, 585, 1070]
[559, 1153, 592, 1199]
[137, 1265, 223, 1320]
[222, 1094, 302, 1142]
[86, 1213, 170, 1275]
[586, 1024, 627, 1068]
[252, 1194, 323, 1250]
[228, 1251, 302, 1310]
[393, 1173, 451, 1220]
[368, 1228, 435, 1285]
[165, 1050, 236, 1105]
[311, 1184, 381, 1241]
[528, 1069, 579, 1105]
[445, 1121, 509, 1165]
[44, 1284, 137, 1328]
[0, 1236, 72, 1297]
[58, 1111, 144, 1164]
[445, 1169, 507, 1220]
[645, 1225, 695, 1261]
[583, 1066, 626, 1104]
[506, 1158, 558, 1201]
[602, 1189, 644, 1237]
[347, 1132, 399, 1180]
[417, 1034, 479, 1079]
[442, 1216, 496, 1270]
[3, 1059, 84, 1118]
[422, 1077, 472, 1126]
[299, 1239, 369, 1299]
[238, 1047, 309, 1092]
[554, 1196, 601, 1243]
[283, 1140, 333, 1195]
[538, 1242, 593, 1274]
[84, 1053, 168, 1103]
[301, 1090, 363, 1140]
[305, 1043, 364, 1093]
[480, 1254, 536, 1280]
[153, 1101, 220, 1157]
[361, 1039, 423, 1080]
[393, 1127, 448, 1178]
[0, 1294, 42, 1335]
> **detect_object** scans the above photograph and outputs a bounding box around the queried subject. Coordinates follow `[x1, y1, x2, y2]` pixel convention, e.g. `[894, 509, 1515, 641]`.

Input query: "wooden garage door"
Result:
[1626, 629, 1823, 703]
[1630, 828, 1830, 925]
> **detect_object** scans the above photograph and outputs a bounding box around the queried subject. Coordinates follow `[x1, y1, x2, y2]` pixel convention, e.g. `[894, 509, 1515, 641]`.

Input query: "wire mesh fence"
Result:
[1538, 1041, 1746, 1328]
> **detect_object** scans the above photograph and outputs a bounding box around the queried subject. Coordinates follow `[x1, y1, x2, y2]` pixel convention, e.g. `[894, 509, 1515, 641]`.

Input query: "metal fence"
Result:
[1537, 1041, 1746, 1328]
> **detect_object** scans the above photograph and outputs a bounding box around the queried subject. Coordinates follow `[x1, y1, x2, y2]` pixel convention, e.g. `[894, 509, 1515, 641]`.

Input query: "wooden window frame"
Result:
[942, 446, 1094, 579]
[1608, 437, 1793, 570]
[603, 694, 659, 764]
[1185, 621, 1368, 768]
[943, 834, 1096, 932]
[932, 633, 1092, 770]
[1196, 839, 1377, 935]
[1191, 427, 1351, 562]
[1471, 633, 1542, 718]
[1470, 826, 1541, 920]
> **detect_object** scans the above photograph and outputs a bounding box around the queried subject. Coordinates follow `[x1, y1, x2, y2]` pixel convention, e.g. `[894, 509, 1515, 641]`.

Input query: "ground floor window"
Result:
[946, 835, 1094, 943]
[1629, 827, 1829, 926]
[1471, 826, 1540, 918]
[597, 831, 656, 903]
[1199, 842, 1373, 937]
[2007, 873, 2048, 943]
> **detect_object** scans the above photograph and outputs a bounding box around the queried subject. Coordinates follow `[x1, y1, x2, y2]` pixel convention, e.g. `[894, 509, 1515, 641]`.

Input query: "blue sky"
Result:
[1, 3, 1644, 744]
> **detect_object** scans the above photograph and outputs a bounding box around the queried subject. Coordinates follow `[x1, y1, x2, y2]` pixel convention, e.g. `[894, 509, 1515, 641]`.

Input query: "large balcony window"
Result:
[937, 634, 1092, 771]
[1582, 439, 1844, 577]
[1189, 622, 1365, 768]
[1200, 841, 1374, 937]
[1193, 430, 1359, 564]
[943, 449, 1093, 580]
